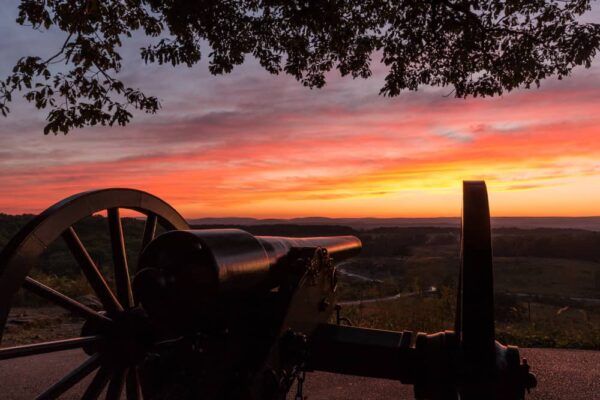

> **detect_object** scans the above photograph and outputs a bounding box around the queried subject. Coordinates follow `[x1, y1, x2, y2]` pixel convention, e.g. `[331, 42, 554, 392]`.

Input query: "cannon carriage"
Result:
[0, 181, 535, 399]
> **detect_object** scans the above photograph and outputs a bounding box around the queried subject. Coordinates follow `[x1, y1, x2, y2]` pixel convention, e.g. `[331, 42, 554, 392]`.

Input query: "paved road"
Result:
[0, 348, 598, 399]
[296, 348, 600, 400]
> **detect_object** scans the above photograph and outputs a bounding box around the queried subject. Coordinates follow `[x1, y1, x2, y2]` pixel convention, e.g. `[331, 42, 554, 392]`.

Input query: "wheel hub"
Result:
[82, 307, 154, 365]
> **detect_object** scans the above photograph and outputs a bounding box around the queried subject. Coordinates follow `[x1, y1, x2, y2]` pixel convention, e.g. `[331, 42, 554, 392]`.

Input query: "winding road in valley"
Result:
[336, 266, 416, 306]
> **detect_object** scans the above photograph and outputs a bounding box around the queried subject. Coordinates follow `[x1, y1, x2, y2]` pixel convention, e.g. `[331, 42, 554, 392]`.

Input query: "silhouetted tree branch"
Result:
[1, 0, 599, 134]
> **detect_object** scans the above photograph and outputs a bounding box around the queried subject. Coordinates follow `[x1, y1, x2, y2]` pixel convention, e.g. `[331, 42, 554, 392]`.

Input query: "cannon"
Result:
[0, 181, 536, 399]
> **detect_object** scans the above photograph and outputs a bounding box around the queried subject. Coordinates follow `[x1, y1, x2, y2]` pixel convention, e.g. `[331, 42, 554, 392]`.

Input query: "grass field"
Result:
[494, 256, 600, 298]
[335, 243, 600, 350]
[1, 217, 599, 350]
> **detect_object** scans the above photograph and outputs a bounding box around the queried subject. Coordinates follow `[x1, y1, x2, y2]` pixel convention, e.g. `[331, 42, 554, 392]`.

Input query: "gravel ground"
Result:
[0, 348, 598, 399]
[294, 348, 600, 400]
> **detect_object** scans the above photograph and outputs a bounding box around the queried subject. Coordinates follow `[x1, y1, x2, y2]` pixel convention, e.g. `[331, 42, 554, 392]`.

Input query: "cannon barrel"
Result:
[133, 229, 361, 318]
[257, 234, 362, 269]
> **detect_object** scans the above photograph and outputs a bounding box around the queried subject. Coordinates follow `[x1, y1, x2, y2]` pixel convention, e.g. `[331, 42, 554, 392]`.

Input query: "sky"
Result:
[1, 3, 600, 218]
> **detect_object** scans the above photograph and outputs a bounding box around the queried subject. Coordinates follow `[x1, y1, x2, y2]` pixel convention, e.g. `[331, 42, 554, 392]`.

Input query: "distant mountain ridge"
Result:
[189, 216, 600, 231]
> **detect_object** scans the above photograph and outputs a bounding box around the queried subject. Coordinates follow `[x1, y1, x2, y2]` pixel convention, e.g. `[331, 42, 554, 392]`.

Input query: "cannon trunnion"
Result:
[0, 182, 536, 399]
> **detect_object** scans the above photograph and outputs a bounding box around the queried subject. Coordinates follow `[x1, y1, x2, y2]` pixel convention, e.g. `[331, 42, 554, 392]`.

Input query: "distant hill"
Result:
[190, 216, 600, 231]
[190, 217, 459, 229]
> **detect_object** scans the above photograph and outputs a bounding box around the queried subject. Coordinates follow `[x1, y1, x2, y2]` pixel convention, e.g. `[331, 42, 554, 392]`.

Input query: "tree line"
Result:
[2, 214, 599, 280]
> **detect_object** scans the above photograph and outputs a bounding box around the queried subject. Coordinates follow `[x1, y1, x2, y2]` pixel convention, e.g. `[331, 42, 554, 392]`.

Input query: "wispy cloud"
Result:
[434, 129, 474, 143]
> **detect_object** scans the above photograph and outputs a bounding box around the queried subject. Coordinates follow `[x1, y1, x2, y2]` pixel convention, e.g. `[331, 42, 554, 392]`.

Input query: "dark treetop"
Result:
[2, 0, 599, 134]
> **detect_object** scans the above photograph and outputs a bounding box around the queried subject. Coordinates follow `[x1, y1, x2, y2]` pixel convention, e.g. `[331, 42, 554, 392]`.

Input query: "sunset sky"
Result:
[1, 4, 599, 219]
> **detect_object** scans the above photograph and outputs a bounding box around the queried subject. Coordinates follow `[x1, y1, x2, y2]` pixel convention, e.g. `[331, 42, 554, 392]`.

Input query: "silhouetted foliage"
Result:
[0, 213, 34, 248]
[1, 0, 599, 133]
[0, 214, 146, 278]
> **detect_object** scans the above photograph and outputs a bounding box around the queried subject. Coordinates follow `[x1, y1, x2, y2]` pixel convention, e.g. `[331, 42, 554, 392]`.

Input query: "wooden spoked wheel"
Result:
[457, 181, 496, 398]
[0, 189, 189, 399]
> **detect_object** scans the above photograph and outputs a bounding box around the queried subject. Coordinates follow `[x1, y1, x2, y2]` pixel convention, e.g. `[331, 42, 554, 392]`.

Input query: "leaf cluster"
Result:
[1, 0, 599, 134]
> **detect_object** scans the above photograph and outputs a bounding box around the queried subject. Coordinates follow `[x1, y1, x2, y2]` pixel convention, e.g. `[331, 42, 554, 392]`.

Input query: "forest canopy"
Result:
[1, 0, 599, 134]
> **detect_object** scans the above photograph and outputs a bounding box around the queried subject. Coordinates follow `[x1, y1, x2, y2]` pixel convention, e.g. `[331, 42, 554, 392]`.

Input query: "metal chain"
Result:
[294, 370, 305, 400]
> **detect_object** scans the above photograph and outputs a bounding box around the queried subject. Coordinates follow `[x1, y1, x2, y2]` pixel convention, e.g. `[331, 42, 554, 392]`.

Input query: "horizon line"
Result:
[4, 212, 600, 220]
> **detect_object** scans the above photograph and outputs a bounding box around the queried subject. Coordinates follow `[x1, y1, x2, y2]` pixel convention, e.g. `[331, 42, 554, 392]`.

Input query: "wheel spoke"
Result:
[126, 366, 142, 400]
[141, 213, 158, 252]
[105, 366, 127, 400]
[455, 267, 462, 337]
[0, 336, 101, 361]
[36, 353, 102, 400]
[460, 180, 496, 392]
[108, 208, 133, 309]
[82, 363, 112, 400]
[62, 227, 123, 315]
[23, 276, 112, 325]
